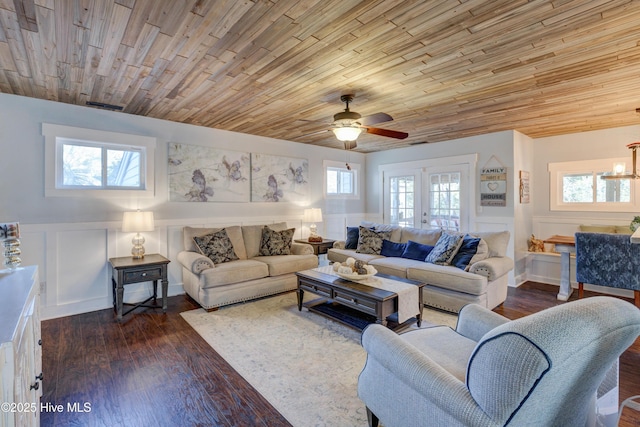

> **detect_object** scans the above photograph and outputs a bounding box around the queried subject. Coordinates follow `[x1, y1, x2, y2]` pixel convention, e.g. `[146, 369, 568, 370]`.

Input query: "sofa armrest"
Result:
[468, 256, 514, 281]
[333, 240, 346, 249]
[177, 251, 215, 274]
[360, 324, 489, 424]
[456, 303, 510, 342]
[291, 242, 314, 255]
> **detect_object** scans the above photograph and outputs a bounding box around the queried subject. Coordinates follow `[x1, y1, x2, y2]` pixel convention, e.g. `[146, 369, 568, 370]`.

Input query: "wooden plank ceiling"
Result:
[1, 0, 640, 152]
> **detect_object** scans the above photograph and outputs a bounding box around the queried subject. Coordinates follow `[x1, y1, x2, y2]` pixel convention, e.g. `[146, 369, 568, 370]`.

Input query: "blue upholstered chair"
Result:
[358, 297, 640, 427]
[575, 232, 640, 307]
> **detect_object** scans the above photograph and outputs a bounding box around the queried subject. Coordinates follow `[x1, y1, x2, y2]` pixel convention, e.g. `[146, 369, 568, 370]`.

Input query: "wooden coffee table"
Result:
[295, 268, 425, 331]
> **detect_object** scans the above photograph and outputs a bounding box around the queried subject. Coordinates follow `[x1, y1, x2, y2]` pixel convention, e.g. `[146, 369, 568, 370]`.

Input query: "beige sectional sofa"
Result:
[177, 222, 318, 310]
[327, 222, 514, 313]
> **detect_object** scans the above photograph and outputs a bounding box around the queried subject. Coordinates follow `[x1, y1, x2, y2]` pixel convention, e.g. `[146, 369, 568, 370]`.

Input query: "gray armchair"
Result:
[358, 297, 640, 427]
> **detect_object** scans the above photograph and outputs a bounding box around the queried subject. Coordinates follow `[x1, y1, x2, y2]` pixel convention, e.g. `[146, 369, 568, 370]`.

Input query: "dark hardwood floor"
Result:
[40, 282, 640, 427]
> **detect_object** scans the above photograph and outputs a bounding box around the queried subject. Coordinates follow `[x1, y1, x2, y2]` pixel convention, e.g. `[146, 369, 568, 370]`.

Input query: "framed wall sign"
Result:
[480, 156, 507, 207]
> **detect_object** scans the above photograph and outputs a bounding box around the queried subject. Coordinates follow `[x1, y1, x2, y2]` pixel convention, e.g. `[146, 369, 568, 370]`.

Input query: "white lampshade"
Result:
[303, 208, 323, 223]
[122, 211, 154, 258]
[122, 211, 155, 232]
[332, 126, 362, 141]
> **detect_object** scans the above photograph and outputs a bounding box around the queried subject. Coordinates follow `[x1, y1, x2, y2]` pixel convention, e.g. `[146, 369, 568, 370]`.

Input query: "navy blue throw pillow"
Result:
[380, 239, 407, 257]
[345, 226, 359, 249]
[401, 240, 434, 261]
[451, 235, 481, 270]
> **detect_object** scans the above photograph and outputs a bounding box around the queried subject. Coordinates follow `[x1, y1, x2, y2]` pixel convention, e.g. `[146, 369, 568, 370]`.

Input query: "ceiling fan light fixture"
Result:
[332, 125, 362, 141]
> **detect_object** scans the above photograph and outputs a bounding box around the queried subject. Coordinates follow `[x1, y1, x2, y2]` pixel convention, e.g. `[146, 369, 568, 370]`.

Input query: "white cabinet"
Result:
[0, 266, 42, 427]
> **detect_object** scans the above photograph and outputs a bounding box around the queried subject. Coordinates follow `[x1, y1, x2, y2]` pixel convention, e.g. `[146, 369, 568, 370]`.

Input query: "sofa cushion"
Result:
[400, 227, 442, 245]
[368, 257, 422, 278]
[356, 226, 391, 254]
[614, 225, 633, 235]
[380, 239, 407, 257]
[400, 327, 477, 382]
[243, 222, 288, 258]
[579, 224, 616, 233]
[253, 254, 318, 276]
[327, 248, 385, 264]
[401, 240, 434, 261]
[425, 232, 464, 265]
[361, 221, 402, 242]
[199, 259, 269, 288]
[469, 231, 510, 258]
[193, 228, 240, 264]
[407, 263, 487, 295]
[451, 235, 481, 270]
[184, 225, 247, 259]
[259, 226, 295, 256]
[345, 226, 360, 249]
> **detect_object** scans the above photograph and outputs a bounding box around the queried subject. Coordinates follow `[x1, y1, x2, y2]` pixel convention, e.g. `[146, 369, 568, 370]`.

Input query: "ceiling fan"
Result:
[304, 94, 409, 150]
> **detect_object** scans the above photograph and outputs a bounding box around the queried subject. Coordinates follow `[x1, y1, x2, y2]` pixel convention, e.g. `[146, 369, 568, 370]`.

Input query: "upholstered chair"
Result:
[358, 297, 640, 427]
[575, 232, 640, 307]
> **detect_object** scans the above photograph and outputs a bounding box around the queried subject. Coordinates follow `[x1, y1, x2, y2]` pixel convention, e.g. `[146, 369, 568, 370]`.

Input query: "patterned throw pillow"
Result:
[259, 226, 295, 256]
[193, 228, 239, 264]
[425, 232, 465, 265]
[356, 226, 391, 255]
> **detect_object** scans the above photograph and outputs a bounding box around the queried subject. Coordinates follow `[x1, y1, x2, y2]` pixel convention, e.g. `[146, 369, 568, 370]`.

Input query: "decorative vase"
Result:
[3, 238, 21, 269]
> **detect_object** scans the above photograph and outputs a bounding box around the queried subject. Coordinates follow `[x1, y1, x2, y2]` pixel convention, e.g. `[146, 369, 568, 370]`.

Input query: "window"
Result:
[44, 124, 156, 198]
[429, 172, 461, 231]
[324, 160, 359, 199]
[59, 140, 143, 188]
[389, 175, 415, 227]
[549, 158, 636, 211]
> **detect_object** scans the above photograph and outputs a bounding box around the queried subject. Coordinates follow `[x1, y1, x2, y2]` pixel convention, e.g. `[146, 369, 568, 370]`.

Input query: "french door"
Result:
[422, 166, 466, 232]
[383, 163, 469, 231]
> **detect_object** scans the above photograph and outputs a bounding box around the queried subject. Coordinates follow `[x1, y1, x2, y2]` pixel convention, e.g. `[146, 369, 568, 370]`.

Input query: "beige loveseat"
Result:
[328, 222, 514, 313]
[177, 222, 318, 310]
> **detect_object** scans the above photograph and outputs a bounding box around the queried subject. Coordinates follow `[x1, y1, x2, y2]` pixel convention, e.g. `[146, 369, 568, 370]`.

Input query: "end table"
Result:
[108, 254, 170, 321]
[294, 239, 336, 256]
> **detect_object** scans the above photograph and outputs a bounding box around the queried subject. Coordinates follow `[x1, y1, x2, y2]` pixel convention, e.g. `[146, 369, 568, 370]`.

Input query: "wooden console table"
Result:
[543, 235, 575, 301]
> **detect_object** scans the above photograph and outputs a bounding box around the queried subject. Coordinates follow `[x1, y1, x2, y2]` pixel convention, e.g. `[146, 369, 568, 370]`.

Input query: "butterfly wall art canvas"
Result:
[250, 153, 309, 203]
[168, 142, 250, 202]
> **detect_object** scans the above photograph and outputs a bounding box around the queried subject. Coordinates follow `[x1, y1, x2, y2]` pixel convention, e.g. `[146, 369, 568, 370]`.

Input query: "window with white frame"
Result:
[43, 123, 156, 198]
[429, 172, 461, 231]
[389, 175, 415, 227]
[549, 158, 637, 212]
[324, 160, 359, 199]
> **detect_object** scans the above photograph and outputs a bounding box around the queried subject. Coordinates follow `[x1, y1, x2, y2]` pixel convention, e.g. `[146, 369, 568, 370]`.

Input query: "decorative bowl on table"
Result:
[336, 267, 377, 281]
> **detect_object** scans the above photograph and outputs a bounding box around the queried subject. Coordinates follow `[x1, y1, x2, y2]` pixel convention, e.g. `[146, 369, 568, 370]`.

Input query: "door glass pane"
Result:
[429, 172, 461, 231]
[389, 175, 415, 227]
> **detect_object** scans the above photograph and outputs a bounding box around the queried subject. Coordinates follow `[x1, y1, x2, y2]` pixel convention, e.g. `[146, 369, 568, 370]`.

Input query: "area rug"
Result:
[180, 292, 457, 427]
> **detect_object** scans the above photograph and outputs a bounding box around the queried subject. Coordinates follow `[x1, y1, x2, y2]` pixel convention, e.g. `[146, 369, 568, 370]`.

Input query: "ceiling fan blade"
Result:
[358, 112, 393, 126]
[297, 129, 331, 138]
[363, 126, 408, 139]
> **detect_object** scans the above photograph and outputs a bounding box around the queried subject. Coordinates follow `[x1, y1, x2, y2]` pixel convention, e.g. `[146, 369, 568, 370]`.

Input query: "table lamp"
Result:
[122, 210, 154, 259]
[303, 208, 323, 242]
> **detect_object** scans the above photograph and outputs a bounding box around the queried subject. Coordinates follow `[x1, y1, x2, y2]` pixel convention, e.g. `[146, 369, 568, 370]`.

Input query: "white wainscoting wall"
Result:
[17, 213, 368, 320]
